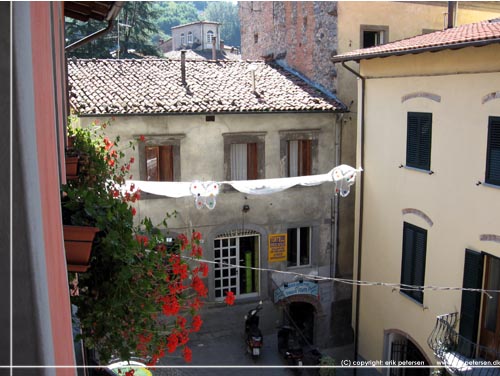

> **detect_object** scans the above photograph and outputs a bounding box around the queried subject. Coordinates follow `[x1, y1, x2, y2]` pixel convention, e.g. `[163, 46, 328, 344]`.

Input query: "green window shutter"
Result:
[406, 112, 432, 171]
[458, 249, 483, 356]
[486, 116, 500, 186]
[400, 222, 427, 304]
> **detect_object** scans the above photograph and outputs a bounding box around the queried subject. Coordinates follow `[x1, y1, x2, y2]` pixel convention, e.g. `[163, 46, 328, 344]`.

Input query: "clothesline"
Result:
[125, 164, 362, 209]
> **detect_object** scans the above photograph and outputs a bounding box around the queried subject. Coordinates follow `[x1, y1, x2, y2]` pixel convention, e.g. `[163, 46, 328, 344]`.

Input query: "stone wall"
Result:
[240, 1, 338, 94]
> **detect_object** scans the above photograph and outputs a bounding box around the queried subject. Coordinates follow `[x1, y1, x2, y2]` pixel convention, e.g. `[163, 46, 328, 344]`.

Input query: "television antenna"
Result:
[117, 18, 131, 59]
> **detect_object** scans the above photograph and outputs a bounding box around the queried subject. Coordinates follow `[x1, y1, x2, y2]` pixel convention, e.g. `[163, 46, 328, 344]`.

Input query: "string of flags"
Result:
[126, 164, 362, 209]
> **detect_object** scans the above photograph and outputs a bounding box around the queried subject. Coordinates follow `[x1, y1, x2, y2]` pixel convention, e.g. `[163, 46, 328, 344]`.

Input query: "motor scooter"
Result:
[244, 301, 263, 357]
[277, 325, 304, 367]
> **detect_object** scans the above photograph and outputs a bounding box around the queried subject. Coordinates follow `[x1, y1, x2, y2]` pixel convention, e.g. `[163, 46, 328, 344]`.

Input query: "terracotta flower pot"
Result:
[63, 225, 99, 272]
[66, 156, 79, 181]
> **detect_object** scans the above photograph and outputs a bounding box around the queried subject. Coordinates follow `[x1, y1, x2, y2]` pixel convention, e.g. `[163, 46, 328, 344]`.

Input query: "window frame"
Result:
[138, 135, 184, 195]
[406, 112, 432, 171]
[279, 129, 320, 177]
[400, 222, 428, 304]
[207, 30, 214, 44]
[223, 132, 266, 181]
[485, 116, 500, 186]
[187, 31, 193, 44]
[287, 227, 311, 268]
[180, 33, 185, 46]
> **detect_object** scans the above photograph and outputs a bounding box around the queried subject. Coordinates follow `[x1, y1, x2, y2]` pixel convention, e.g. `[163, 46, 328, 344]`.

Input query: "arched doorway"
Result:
[287, 302, 315, 345]
[385, 331, 431, 376]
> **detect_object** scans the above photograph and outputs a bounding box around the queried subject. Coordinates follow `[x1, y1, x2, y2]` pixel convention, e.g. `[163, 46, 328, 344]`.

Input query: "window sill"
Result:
[399, 290, 424, 307]
[400, 165, 434, 175]
[477, 181, 500, 190]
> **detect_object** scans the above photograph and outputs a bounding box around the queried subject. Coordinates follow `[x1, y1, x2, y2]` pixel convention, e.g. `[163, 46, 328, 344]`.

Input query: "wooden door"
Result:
[479, 255, 500, 360]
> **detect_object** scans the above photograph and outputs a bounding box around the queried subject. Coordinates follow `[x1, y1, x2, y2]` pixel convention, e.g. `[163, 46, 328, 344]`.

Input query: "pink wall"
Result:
[31, 2, 75, 372]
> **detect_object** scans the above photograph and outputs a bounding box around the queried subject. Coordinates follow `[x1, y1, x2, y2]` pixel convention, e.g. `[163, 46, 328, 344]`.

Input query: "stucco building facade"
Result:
[333, 19, 500, 371]
[68, 58, 352, 348]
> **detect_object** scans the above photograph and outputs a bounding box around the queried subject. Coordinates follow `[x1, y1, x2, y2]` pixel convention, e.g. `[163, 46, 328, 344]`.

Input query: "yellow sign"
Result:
[268, 233, 287, 262]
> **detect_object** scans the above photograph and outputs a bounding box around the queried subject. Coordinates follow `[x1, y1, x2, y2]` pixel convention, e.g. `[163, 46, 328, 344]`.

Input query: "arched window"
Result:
[180, 33, 185, 45]
[207, 30, 214, 44]
[187, 31, 193, 44]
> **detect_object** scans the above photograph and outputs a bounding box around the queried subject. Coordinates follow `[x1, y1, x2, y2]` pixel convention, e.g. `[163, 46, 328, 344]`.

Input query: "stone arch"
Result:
[402, 208, 434, 227]
[482, 91, 500, 104]
[383, 328, 434, 366]
[401, 92, 441, 103]
[275, 293, 323, 316]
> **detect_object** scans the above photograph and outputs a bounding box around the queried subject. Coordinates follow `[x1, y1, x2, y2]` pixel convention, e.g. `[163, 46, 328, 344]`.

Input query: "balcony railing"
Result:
[428, 313, 500, 376]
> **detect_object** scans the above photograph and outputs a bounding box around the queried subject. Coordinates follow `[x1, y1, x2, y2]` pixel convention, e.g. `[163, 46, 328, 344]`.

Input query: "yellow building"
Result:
[333, 19, 500, 374]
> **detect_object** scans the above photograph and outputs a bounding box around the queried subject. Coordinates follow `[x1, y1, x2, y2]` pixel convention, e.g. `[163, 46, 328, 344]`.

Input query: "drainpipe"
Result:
[447, 1, 457, 29]
[331, 113, 344, 279]
[340, 61, 365, 372]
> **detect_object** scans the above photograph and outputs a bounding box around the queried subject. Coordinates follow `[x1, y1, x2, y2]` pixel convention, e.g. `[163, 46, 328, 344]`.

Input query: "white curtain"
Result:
[230, 144, 247, 180]
[288, 140, 299, 177]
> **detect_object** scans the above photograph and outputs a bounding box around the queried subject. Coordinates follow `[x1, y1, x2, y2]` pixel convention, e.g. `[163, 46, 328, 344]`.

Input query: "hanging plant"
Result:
[63, 116, 212, 364]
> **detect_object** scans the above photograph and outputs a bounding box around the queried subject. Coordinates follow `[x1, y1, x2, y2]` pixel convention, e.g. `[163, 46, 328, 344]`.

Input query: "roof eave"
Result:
[331, 38, 500, 63]
[75, 109, 347, 117]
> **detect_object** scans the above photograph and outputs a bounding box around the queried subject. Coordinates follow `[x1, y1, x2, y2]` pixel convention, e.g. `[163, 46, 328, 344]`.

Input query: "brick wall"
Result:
[240, 1, 338, 93]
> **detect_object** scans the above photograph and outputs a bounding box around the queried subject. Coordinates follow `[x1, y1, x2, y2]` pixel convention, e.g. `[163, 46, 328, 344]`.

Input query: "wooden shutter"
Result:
[299, 140, 312, 176]
[146, 146, 159, 181]
[406, 112, 432, 170]
[400, 222, 427, 303]
[159, 145, 174, 182]
[458, 249, 483, 356]
[486, 117, 500, 185]
[247, 143, 258, 180]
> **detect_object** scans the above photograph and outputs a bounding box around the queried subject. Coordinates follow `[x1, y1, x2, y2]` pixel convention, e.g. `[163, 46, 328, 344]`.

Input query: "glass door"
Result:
[214, 233, 260, 300]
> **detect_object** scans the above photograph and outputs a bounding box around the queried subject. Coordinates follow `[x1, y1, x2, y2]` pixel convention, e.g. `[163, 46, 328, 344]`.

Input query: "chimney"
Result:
[447, 1, 457, 29]
[212, 36, 217, 61]
[181, 50, 186, 85]
[220, 39, 225, 51]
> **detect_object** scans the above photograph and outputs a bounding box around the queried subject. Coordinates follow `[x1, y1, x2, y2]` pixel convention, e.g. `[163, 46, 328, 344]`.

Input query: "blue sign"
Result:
[274, 281, 319, 303]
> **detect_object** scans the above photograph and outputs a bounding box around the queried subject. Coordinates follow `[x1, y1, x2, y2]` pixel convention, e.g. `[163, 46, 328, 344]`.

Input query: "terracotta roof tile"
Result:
[68, 58, 346, 115]
[332, 19, 500, 62]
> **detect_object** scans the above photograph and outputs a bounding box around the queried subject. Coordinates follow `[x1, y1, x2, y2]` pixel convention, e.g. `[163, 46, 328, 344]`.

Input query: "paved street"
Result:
[152, 300, 356, 376]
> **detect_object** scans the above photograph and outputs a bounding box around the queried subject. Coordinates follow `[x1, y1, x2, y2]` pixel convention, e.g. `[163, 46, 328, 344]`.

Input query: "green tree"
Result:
[202, 1, 240, 47]
[65, 1, 161, 58]
[155, 2, 200, 37]
[120, 2, 161, 57]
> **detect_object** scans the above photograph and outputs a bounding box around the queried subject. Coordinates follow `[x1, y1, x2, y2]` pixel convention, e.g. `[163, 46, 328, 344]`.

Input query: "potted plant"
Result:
[63, 117, 217, 365]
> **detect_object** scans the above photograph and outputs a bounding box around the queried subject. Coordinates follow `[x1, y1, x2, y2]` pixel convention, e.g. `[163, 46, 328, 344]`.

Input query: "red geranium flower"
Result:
[139, 135, 146, 142]
[183, 346, 192, 363]
[224, 291, 235, 306]
[191, 315, 202, 332]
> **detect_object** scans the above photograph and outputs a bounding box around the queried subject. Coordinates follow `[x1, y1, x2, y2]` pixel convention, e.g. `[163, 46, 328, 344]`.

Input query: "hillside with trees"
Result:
[66, 1, 240, 58]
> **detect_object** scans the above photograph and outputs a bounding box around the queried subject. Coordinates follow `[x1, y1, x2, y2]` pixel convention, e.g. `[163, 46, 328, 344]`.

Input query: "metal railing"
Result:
[428, 313, 500, 376]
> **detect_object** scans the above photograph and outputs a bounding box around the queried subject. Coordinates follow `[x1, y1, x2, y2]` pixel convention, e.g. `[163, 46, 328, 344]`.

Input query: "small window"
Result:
[254, 33, 258, 44]
[146, 145, 174, 182]
[187, 31, 193, 44]
[230, 143, 258, 180]
[400, 222, 427, 304]
[360, 25, 388, 48]
[287, 227, 311, 267]
[180, 33, 185, 45]
[139, 136, 183, 185]
[207, 30, 214, 44]
[363, 30, 383, 47]
[486, 116, 500, 186]
[224, 133, 265, 182]
[287, 140, 311, 177]
[406, 112, 432, 171]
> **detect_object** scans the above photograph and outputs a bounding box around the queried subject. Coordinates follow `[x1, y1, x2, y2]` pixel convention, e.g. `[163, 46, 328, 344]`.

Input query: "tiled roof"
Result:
[68, 58, 346, 115]
[332, 19, 500, 62]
